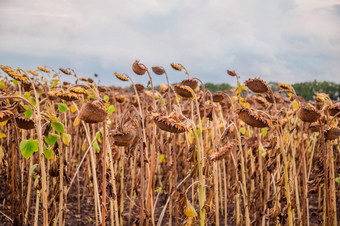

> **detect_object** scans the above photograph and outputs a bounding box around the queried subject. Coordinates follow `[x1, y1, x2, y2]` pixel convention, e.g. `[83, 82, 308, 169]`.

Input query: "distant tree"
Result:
[292, 80, 340, 101]
[205, 83, 233, 93]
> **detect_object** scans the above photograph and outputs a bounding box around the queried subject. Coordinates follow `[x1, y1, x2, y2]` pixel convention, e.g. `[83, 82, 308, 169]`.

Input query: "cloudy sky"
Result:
[0, 0, 339, 86]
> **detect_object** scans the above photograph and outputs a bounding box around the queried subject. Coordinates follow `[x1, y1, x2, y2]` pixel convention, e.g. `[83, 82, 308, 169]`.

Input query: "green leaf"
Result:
[24, 107, 33, 119]
[20, 138, 39, 160]
[29, 97, 36, 105]
[12, 80, 18, 86]
[58, 103, 69, 113]
[43, 145, 53, 160]
[23, 92, 31, 98]
[159, 154, 166, 163]
[62, 133, 71, 146]
[51, 121, 65, 133]
[0, 80, 7, 89]
[240, 127, 246, 135]
[96, 131, 102, 143]
[30, 164, 38, 173]
[104, 95, 109, 102]
[44, 133, 60, 146]
[261, 128, 268, 137]
[107, 105, 115, 116]
[196, 129, 201, 137]
[335, 175, 340, 185]
[92, 140, 100, 153]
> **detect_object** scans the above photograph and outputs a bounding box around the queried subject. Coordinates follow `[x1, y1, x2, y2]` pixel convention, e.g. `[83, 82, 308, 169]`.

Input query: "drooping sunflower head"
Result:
[227, 70, 237, 77]
[152, 113, 188, 133]
[170, 63, 183, 71]
[15, 115, 35, 130]
[59, 68, 72, 75]
[237, 107, 269, 128]
[0, 110, 14, 122]
[132, 60, 147, 75]
[79, 100, 108, 123]
[278, 83, 294, 92]
[173, 84, 195, 99]
[114, 72, 129, 82]
[245, 78, 270, 93]
[54, 90, 80, 102]
[151, 66, 165, 75]
[180, 79, 198, 91]
[110, 126, 137, 146]
[297, 105, 321, 123]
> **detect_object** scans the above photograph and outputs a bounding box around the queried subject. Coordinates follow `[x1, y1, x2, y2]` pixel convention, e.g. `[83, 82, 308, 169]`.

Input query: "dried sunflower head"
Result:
[308, 122, 320, 133]
[159, 83, 169, 92]
[68, 86, 88, 95]
[151, 66, 165, 75]
[114, 72, 129, 82]
[130, 96, 138, 107]
[0, 65, 30, 84]
[180, 79, 198, 91]
[227, 70, 237, 77]
[110, 126, 137, 146]
[328, 103, 340, 117]
[265, 92, 282, 104]
[0, 110, 14, 122]
[173, 84, 195, 99]
[297, 105, 321, 123]
[97, 86, 107, 93]
[135, 84, 145, 93]
[237, 107, 269, 128]
[132, 60, 147, 75]
[26, 70, 39, 76]
[55, 90, 80, 101]
[170, 63, 183, 71]
[209, 143, 236, 161]
[15, 115, 35, 130]
[115, 95, 126, 104]
[59, 68, 72, 75]
[324, 128, 340, 140]
[37, 66, 50, 73]
[153, 113, 188, 133]
[245, 78, 270, 93]
[315, 93, 331, 104]
[79, 100, 108, 123]
[253, 96, 268, 107]
[278, 83, 294, 92]
[212, 92, 225, 103]
[47, 91, 58, 101]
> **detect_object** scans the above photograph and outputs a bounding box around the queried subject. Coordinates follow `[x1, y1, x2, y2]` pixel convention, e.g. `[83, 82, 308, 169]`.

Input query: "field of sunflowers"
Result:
[0, 61, 339, 225]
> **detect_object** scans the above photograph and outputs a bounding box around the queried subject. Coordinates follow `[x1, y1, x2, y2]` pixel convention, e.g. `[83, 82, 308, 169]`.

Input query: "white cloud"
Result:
[0, 0, 339, 86]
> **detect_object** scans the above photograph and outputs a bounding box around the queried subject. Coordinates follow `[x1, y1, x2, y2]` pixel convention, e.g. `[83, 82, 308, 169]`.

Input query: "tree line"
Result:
[204, 81, 340, 101]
